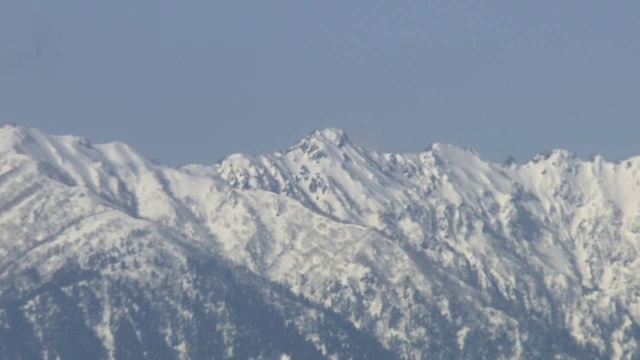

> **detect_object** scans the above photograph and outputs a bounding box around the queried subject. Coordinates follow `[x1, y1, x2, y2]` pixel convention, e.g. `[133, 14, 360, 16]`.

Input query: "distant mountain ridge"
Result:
[1, 123, 639, 359]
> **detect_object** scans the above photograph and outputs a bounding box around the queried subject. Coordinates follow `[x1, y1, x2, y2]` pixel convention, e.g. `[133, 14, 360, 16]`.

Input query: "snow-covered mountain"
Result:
[1, 124, 639, 359]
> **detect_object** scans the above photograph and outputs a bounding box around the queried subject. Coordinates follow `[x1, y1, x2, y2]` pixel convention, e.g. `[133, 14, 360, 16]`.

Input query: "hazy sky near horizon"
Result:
[1, 1, 639, 165]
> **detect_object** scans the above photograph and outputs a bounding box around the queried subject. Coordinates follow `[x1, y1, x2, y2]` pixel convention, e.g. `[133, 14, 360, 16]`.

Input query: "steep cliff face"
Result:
[1, 124, 639, 359]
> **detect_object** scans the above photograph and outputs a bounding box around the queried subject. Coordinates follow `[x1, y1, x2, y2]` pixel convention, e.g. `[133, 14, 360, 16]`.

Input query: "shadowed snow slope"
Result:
[1, 124, 640, 359]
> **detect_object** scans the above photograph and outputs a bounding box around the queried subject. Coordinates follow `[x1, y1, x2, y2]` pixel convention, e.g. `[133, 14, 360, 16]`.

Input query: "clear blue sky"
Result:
[2, 1, 639, 165]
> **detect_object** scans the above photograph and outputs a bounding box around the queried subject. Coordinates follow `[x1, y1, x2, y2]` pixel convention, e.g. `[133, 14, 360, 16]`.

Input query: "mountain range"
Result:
[0, 123, 639, 359]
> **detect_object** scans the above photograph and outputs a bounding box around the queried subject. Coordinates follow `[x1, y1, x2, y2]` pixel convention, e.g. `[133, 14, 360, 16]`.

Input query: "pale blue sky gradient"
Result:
[2, 1, 639, 165]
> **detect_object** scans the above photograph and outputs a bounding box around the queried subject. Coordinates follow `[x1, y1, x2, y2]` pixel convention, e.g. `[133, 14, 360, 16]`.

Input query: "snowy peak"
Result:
[0, 123, 32, 152]
[303, 127, 350, 148]
[0, 125, 172, 220]
[285, 127, 355, 162]
[425, 142, 475, 155]
[528, 149, 578, 165]
[422, 142, 486, 168]
[0, 125, 150, 172]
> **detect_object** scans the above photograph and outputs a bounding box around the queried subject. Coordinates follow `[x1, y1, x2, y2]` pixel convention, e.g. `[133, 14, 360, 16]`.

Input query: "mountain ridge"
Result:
[1, 123, 639, 359]
[5, 122, 639, 168]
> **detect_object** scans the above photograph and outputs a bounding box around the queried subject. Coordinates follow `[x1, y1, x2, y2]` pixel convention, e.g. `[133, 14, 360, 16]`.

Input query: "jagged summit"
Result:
[529, 148, 578, 163]
[307, 127, 350, 147]
[287, 127, 352, 157]
[423, 142, 483, 160]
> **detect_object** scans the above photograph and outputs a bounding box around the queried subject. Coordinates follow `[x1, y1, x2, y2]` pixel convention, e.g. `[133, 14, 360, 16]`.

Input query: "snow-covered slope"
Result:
[1, 124, 639, 359]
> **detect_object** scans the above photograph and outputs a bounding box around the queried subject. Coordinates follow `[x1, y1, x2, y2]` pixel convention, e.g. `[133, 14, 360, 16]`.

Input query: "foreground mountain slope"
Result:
[0, 124, 639, 359]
